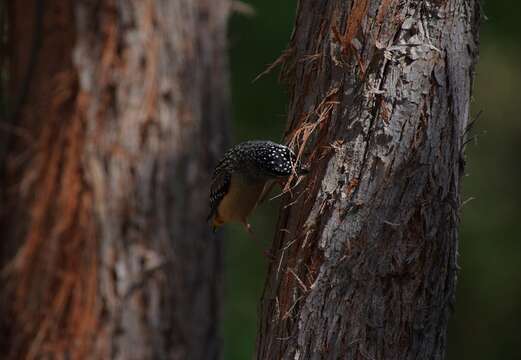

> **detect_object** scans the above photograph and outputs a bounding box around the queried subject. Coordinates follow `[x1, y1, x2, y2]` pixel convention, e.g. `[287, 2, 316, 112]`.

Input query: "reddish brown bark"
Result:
[0, 1, 229, 359]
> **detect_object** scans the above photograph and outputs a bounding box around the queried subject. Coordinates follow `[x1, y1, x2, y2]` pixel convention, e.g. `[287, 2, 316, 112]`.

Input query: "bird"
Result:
[208, 140, 308, 234]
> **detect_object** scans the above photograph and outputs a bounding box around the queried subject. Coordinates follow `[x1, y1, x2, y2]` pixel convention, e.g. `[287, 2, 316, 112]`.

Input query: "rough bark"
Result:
[257, 1, 480, 359]
[0, 1, 229, 359]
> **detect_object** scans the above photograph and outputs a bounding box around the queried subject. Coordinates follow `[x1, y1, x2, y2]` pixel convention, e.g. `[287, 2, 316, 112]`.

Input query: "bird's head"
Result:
[247, 141, 308, 179]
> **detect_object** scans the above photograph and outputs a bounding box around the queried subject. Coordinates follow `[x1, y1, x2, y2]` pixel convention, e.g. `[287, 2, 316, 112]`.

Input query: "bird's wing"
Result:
[207, 168, 231, 222]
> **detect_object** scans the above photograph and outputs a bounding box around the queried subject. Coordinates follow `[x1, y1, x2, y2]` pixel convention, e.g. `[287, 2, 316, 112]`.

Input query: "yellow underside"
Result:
[213, 175, 266, 228]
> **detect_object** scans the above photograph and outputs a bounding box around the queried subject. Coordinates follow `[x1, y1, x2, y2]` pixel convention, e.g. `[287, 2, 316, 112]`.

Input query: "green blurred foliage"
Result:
[448, 44, 521, 360]
[225, 1, 521, 359]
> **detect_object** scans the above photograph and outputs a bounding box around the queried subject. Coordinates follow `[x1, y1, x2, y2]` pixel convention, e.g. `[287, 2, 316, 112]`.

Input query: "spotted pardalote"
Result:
[208, 140, 308, 233]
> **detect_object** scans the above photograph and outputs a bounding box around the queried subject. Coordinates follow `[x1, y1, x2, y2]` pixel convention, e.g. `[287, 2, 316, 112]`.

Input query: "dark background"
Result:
[224, 1, 521, 359]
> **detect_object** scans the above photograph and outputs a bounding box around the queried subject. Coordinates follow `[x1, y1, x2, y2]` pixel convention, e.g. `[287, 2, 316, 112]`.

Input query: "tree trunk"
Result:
[257, 1, 480, 359]
[0, 1, 229, 359]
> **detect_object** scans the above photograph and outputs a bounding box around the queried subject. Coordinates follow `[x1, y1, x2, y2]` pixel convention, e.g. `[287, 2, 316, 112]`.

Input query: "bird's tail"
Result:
[208, 213, 222, 233]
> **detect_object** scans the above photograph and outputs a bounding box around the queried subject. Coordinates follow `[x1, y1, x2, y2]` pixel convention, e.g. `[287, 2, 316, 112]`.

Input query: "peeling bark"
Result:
[257, 1, 480, 359]
[0, 1, 229, 359]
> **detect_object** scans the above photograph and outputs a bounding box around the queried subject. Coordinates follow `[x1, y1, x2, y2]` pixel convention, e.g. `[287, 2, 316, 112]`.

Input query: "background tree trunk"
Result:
[0, 1, 229, 359]
[257, 0, 480, 359]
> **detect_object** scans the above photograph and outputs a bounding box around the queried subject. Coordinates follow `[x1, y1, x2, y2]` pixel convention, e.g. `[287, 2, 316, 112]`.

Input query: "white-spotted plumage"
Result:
[208, 140, 307, 231]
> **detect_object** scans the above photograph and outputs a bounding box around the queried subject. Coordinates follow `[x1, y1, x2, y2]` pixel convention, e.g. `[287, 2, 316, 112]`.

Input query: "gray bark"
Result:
[0, 1, 229, 359]
[257, 0, 480, 359]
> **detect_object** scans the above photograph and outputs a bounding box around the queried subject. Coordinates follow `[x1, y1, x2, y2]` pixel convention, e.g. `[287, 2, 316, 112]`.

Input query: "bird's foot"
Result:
[262, 248, 276, 261]
[243, 222, 275, 261]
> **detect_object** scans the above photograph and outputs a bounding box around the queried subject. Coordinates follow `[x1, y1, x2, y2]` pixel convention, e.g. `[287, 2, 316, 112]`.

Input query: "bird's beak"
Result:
[297, 163, 310, 175]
